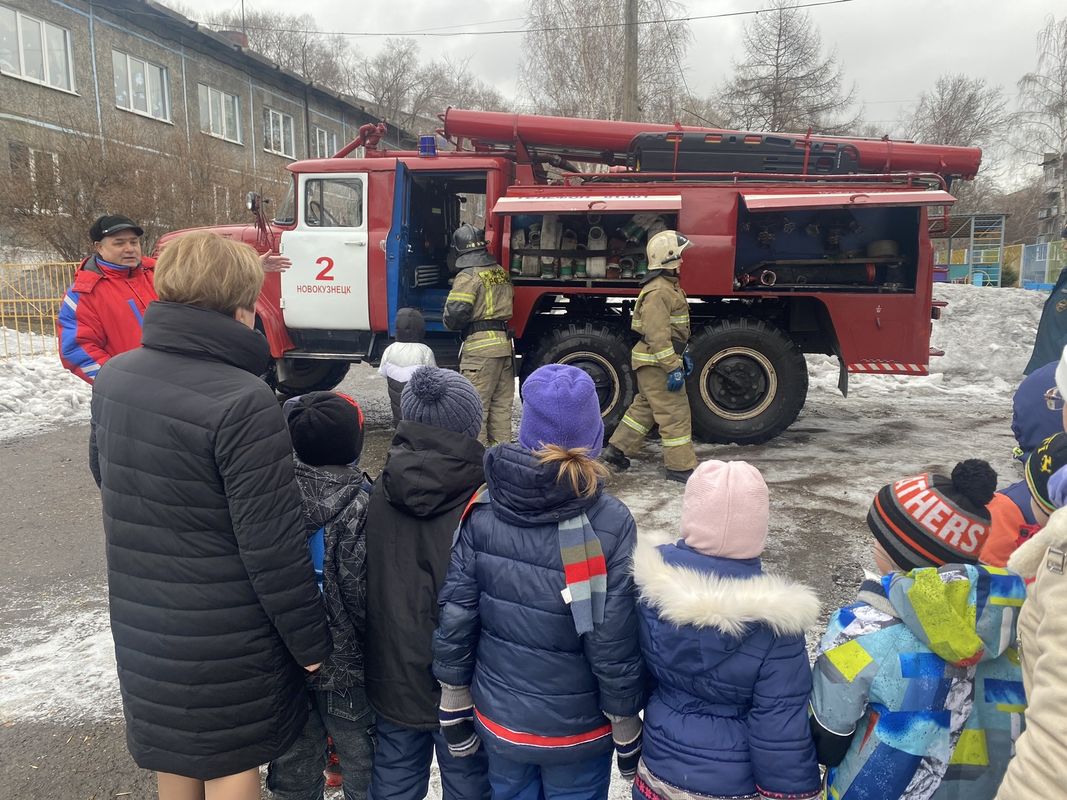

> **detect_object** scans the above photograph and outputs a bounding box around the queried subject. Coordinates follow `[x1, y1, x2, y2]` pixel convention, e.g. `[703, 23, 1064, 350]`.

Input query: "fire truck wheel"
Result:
[687, 318, 807, 445]
[274, 359, 351, 398]
[520, 321, 636, 440]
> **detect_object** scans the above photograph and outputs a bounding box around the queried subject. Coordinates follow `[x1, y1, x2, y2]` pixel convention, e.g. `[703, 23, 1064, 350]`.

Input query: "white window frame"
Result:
[263, 107, 296, 158]
[112, 49, 170, 122]
[0, 5, 76, 93]
[16, 146, 62, 214]
[314, 126, 337, 159]
[198, 83, 242, 144]
[213, 184, 231, 217]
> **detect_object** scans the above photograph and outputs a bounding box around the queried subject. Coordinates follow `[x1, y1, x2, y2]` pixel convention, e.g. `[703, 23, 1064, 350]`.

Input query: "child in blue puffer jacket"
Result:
[433, 364, 646, 800]
[632, 460, 821, 800]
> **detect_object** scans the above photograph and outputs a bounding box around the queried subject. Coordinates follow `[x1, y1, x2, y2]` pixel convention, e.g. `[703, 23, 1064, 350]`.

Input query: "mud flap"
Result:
[838, 355, 849, 398]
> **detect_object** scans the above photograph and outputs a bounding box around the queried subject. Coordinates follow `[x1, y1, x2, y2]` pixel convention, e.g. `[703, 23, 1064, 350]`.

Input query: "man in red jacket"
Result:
[57, 215, 157, 383]
[58, 215, 290, 383]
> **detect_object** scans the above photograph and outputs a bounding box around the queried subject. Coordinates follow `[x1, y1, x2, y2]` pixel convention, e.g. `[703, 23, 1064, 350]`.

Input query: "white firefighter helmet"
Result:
[646, 230, 692, 271]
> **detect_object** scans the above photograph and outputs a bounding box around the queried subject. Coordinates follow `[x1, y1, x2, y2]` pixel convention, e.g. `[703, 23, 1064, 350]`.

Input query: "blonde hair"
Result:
[154, 232, 263, 315]
[536, 444, 608, 499]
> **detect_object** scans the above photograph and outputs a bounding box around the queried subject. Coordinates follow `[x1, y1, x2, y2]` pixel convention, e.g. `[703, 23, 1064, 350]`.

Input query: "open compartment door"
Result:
[740, 189, 956, 212]
[492, 194, 682, 214]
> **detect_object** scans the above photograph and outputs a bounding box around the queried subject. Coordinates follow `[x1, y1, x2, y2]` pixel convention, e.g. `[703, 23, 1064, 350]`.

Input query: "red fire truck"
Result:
[157, 109, 980, 444]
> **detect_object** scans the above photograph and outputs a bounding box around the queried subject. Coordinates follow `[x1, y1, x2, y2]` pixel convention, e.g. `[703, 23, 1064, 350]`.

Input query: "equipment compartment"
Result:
[502, 210, 680, 285]
[734, 204, 921, 293]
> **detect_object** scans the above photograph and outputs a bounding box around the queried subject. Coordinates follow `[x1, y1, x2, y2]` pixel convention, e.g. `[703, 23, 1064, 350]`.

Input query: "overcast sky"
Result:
[175, 0, 1057, 138]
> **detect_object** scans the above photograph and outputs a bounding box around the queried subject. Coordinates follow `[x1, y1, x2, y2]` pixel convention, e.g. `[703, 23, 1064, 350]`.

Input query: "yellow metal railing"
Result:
[0, 262, 78, 359]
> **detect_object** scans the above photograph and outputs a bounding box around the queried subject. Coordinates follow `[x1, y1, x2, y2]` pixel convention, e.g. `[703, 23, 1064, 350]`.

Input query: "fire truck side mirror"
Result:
[246, 191, 261, 213]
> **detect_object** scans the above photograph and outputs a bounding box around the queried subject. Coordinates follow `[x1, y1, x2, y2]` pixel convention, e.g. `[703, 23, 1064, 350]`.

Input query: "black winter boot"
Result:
[665, 468, 694, 483]
[600, 444, 631, 471]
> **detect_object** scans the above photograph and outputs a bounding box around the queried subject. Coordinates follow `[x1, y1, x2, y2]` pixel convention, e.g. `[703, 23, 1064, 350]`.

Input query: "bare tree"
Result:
[203, 10, 359, 95]
[360, 39, 508, 133]
[908, 74, 1009, 149]
[1017, 16, 1067, 239]
[994, 176, 1048, 244]
[520, 0, 693, 122]
[2, 113, 257, 261]
[718, 0, 858, 134]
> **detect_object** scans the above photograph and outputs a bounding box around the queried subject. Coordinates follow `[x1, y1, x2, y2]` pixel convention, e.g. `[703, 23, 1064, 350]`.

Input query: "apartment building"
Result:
[0, 0, 411, 255]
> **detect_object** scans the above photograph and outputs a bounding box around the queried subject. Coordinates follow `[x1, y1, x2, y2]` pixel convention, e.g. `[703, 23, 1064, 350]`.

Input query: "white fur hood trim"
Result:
[1009, 505, 1067, 579]
[631, 533, 821, 637]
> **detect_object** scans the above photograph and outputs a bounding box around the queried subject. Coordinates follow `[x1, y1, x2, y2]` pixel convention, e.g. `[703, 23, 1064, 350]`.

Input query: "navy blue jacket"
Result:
[1011, 361, 1061, 462]
[631, 537, 821, 800]
[432, 444, 645, 765]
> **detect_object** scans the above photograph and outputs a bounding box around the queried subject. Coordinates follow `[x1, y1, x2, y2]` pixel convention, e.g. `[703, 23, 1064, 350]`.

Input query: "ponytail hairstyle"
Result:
[535, 444, 608, 499]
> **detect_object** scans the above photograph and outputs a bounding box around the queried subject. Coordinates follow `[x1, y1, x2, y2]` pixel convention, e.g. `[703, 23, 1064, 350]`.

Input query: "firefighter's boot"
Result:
[665, 467, 694, 484]
[600, 444, 631, 471]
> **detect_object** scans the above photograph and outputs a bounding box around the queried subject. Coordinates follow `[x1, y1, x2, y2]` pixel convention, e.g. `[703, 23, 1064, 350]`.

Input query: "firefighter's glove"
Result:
[439, 683, 481, 758]
[608, 714, 642, 780]
[682, 351, 694, 377]
[666, 368, 685, 392]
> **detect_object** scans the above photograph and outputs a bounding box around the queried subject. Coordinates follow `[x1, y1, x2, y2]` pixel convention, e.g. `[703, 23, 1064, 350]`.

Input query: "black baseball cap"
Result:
[90, 215, 144, 242]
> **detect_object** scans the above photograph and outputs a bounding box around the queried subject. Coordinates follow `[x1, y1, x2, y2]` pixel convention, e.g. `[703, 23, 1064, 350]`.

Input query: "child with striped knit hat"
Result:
[810, 459, 1026, 800]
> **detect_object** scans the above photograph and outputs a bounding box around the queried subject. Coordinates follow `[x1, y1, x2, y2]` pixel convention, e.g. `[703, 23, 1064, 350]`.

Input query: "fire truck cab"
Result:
[159, 109, 980, 445]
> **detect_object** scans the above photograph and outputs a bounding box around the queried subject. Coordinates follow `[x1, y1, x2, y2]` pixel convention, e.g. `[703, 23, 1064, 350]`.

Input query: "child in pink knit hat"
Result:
[630, 460, 821, 800]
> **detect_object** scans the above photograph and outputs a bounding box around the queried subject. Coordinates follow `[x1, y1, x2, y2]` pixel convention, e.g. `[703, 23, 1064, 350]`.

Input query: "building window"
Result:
[263, 108, 295, 158]
[213, 184, 231, 217]
[198, 84, 241, 143]
[314, 127, 337, 159]
[112, 49, 169, 121]
[9, 142, 61, 212]
[0, 6, 74, 91]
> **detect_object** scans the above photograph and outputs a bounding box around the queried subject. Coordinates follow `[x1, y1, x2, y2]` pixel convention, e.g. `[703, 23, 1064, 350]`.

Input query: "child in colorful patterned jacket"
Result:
[810, 460, 1026, 800]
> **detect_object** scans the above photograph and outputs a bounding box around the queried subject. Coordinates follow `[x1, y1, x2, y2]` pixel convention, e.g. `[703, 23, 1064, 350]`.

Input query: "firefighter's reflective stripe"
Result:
[447, 291, 476, 303]
[464, 332, 508, 352]
[622, 414, 651, 435]
[631, 347, 675, 363]
[670, 315, 690, 324]
[661, 434, 692, 447]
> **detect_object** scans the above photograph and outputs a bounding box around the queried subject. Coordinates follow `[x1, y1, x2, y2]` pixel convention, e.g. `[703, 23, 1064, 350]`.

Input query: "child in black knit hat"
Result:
[268, 391, 375, 799]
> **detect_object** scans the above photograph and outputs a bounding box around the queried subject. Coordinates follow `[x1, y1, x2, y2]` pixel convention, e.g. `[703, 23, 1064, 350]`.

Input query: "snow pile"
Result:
[807, 284, 1046, 401]
[0, 601, 120, 723]
[2, 326, 58, 358]
[0, 349, 92, 441]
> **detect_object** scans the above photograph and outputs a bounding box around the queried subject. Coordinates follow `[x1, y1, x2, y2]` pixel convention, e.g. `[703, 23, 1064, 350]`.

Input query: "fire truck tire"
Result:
[274, 359, 351, 398]
[687, 318, 807, 445]
[520, 321, 636, 439]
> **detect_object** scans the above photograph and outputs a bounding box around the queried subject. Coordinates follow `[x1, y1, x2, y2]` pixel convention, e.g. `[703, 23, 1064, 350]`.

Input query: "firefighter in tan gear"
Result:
[443, 223, 515, 445]
[601, 230, 698, 482]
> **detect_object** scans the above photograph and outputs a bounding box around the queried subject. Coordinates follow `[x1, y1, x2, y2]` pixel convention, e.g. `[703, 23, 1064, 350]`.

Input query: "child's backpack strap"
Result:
[453, 484, 490, 548]
[308, 525, 326, 593]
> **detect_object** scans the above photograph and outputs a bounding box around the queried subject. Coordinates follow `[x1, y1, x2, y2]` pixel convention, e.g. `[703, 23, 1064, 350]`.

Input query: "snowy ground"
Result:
[0, 283, 1048, 798]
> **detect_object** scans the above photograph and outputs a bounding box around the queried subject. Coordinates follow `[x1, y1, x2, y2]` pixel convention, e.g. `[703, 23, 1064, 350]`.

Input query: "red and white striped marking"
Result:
[847, 362, 928, 375]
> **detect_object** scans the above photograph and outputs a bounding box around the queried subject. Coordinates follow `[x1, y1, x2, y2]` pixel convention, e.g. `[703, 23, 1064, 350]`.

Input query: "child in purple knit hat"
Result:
[433, 364, 646, 800]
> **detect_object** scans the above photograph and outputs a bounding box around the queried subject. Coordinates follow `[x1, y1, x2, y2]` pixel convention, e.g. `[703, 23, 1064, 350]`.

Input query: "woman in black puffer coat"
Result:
[91, 232, 330, 800]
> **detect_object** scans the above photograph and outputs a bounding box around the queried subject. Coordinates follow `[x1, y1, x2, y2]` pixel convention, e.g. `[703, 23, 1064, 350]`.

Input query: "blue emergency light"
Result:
[418, 135, 437, 157]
